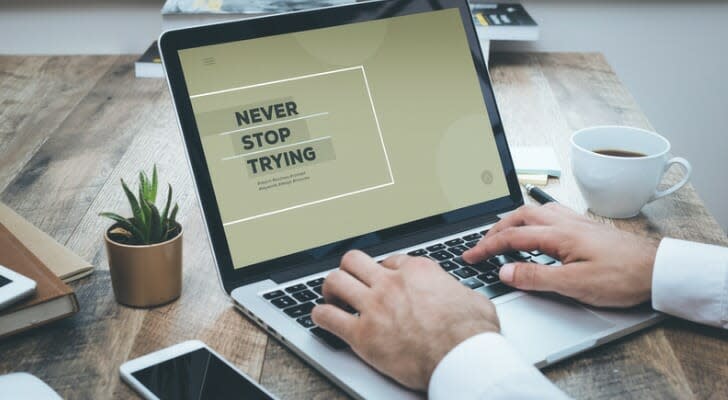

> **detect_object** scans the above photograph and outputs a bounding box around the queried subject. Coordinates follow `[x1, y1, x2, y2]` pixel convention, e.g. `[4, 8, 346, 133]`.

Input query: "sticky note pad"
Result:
[511, 146, 561, 177]
[517, 174, 549, 186]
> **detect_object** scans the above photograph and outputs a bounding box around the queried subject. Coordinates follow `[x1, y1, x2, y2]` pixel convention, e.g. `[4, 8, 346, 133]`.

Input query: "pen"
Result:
[524, 183, 558, 204]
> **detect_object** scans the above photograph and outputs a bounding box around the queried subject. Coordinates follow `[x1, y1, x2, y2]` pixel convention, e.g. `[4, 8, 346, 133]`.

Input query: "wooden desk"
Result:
[0, 53, 726, 399]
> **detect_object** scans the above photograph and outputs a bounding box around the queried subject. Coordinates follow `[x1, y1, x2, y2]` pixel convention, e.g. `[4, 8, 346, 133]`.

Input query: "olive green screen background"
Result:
[178, 8, 509, 268]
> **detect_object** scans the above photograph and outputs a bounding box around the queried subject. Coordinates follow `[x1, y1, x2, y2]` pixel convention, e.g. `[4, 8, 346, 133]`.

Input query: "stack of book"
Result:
[469, 3, 539, 63]
[135, 42, 164, 79]
[469, 3, 539, 41]
[159, 0, 353, 31]
[0, 203, 93, 339]
[135, 1, 539, 77]
[136, 0, 354, 78]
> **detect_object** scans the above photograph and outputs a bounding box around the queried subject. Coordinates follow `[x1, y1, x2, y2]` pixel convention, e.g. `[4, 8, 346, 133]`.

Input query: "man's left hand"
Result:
[311, 250, 500, 391]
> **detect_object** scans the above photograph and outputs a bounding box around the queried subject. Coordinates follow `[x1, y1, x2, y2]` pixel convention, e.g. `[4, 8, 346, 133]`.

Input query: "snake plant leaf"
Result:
[169, 203, 179, 226]
[149, 202, 162, 243]
[139, 171, 152, 204]
[139, 194, 153, 243]
[150, 164, 158, 203]
[121, 178, 145, 227]
[99, 211, 128, 225]
[103, 165, 180, 245]
[162, 183, 172, 223]
[138, 171, 146, 197]
[99, 212, 146, 243]
[166, 203, 180, 241]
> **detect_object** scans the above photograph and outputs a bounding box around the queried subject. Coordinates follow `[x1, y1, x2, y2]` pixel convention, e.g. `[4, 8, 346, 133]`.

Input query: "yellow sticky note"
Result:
[517, 174, 549, 186]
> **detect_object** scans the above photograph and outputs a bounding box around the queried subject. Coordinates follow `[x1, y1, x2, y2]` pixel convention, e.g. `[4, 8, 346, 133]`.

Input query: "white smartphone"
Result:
[0, 264, 37, 311]
[120, 340, 279, 400]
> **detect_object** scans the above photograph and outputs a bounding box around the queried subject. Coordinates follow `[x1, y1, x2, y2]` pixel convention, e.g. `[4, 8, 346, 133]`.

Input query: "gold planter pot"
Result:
[104, 225, 183, 308]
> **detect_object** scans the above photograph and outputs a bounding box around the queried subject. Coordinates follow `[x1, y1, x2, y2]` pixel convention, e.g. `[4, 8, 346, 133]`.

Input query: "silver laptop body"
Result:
[230, 221, 662, 399]
[159, 0, 664, 398]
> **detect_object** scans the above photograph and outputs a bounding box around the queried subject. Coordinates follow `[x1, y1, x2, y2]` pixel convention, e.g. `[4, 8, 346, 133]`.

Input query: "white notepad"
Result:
[511, 146, 561, 177]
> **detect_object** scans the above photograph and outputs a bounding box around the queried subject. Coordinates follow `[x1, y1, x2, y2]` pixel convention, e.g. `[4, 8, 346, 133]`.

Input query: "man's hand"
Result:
[311, 250, 499, 391]
[463, 203, 659, 307]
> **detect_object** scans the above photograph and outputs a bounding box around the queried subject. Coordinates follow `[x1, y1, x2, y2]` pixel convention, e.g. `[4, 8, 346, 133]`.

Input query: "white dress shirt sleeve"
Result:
[428, 237, 727, 399]
[652, 237, 728, 329]
[428, 332, 569, 400]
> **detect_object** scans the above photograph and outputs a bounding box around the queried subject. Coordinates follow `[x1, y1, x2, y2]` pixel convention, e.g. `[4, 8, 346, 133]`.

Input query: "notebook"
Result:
[0, 223, 80, 339]
[0, 202, 93, 283]
[511, 146, 562, 177]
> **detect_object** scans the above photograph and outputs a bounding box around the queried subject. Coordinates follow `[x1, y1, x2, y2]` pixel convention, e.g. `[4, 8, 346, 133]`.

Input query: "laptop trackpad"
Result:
[497, 294, 615, 364]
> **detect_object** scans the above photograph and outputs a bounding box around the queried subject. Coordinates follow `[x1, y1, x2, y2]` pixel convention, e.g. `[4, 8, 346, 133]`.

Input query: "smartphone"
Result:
[120, 340, 279, 400]
[0, 265, 36, 311]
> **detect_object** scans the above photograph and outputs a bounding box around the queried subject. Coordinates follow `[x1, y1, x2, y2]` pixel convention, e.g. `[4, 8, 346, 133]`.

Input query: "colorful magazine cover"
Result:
[162, 0, 355, 14]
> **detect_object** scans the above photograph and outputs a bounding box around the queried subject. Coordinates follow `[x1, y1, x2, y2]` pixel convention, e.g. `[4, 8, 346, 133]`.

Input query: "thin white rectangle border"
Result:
[189, 65, 363, 98]
[190, 66, 394, 226]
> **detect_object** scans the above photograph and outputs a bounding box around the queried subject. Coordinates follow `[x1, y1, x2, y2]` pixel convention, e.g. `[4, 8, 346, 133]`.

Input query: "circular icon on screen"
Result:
[481, 170, 493, 184]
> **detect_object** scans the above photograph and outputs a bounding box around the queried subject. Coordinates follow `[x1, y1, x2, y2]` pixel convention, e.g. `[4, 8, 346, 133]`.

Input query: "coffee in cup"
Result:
[570, 126, 691, 218]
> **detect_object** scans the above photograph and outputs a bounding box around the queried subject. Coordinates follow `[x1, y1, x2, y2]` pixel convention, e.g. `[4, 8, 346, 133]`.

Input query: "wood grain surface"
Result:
[0, 53, 725, 399]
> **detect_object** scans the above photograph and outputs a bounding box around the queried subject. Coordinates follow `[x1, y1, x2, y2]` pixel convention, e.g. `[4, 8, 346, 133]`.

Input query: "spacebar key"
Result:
[474, 282, 514, 299]
[311, 327, 349, 349]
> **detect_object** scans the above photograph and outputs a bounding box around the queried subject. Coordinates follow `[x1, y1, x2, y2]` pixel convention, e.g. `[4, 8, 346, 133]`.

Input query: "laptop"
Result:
[159, 0, 663, 397]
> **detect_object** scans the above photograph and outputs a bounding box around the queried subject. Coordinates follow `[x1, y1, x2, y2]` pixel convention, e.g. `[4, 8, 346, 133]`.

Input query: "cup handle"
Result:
[649, 157, 692, 202]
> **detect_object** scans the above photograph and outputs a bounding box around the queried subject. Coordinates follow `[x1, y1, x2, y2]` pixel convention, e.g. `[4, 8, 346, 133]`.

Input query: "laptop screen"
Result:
[177, 7, 509, 270]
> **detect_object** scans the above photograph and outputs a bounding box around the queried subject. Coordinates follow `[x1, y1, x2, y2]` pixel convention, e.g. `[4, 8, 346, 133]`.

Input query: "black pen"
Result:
[524, 183, 558, 204]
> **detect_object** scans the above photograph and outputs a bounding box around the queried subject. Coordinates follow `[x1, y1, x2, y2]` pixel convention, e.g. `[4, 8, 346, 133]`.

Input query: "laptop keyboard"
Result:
[262, 277, 349, 349]
[260, 229, 559, 349]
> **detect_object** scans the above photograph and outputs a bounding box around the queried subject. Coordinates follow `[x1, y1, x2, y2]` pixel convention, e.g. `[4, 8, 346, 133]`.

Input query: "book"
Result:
[135, 42, 164, 79]
[161, 0, 353, 31]
[0, 223, 79, 339]
[469, 3, 539, 41]
[0, 202, 93, 283]
[161, 0, 353, 14]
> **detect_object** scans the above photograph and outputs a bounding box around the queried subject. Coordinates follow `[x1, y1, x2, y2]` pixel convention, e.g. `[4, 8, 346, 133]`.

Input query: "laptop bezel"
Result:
[159, 0, 523, 294]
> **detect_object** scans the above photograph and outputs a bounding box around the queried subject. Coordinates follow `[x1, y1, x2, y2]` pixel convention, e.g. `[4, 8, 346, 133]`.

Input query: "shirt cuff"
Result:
[652, 238, 728, 329]
[428, 332, 568, 400]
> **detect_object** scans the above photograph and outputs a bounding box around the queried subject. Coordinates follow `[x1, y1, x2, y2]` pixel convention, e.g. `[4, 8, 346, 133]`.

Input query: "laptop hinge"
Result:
[268, 214, 500, 284]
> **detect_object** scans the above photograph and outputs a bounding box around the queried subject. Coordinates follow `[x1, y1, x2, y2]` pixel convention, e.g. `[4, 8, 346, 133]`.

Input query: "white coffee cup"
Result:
[570, 126, 692, 218]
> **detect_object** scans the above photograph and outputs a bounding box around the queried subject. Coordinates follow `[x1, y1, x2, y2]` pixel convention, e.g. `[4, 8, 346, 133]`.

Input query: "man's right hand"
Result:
[463, 203, 660, 307]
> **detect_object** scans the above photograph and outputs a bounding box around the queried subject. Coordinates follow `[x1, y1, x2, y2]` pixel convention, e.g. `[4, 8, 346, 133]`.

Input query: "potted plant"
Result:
[100, 165, 182, 308]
